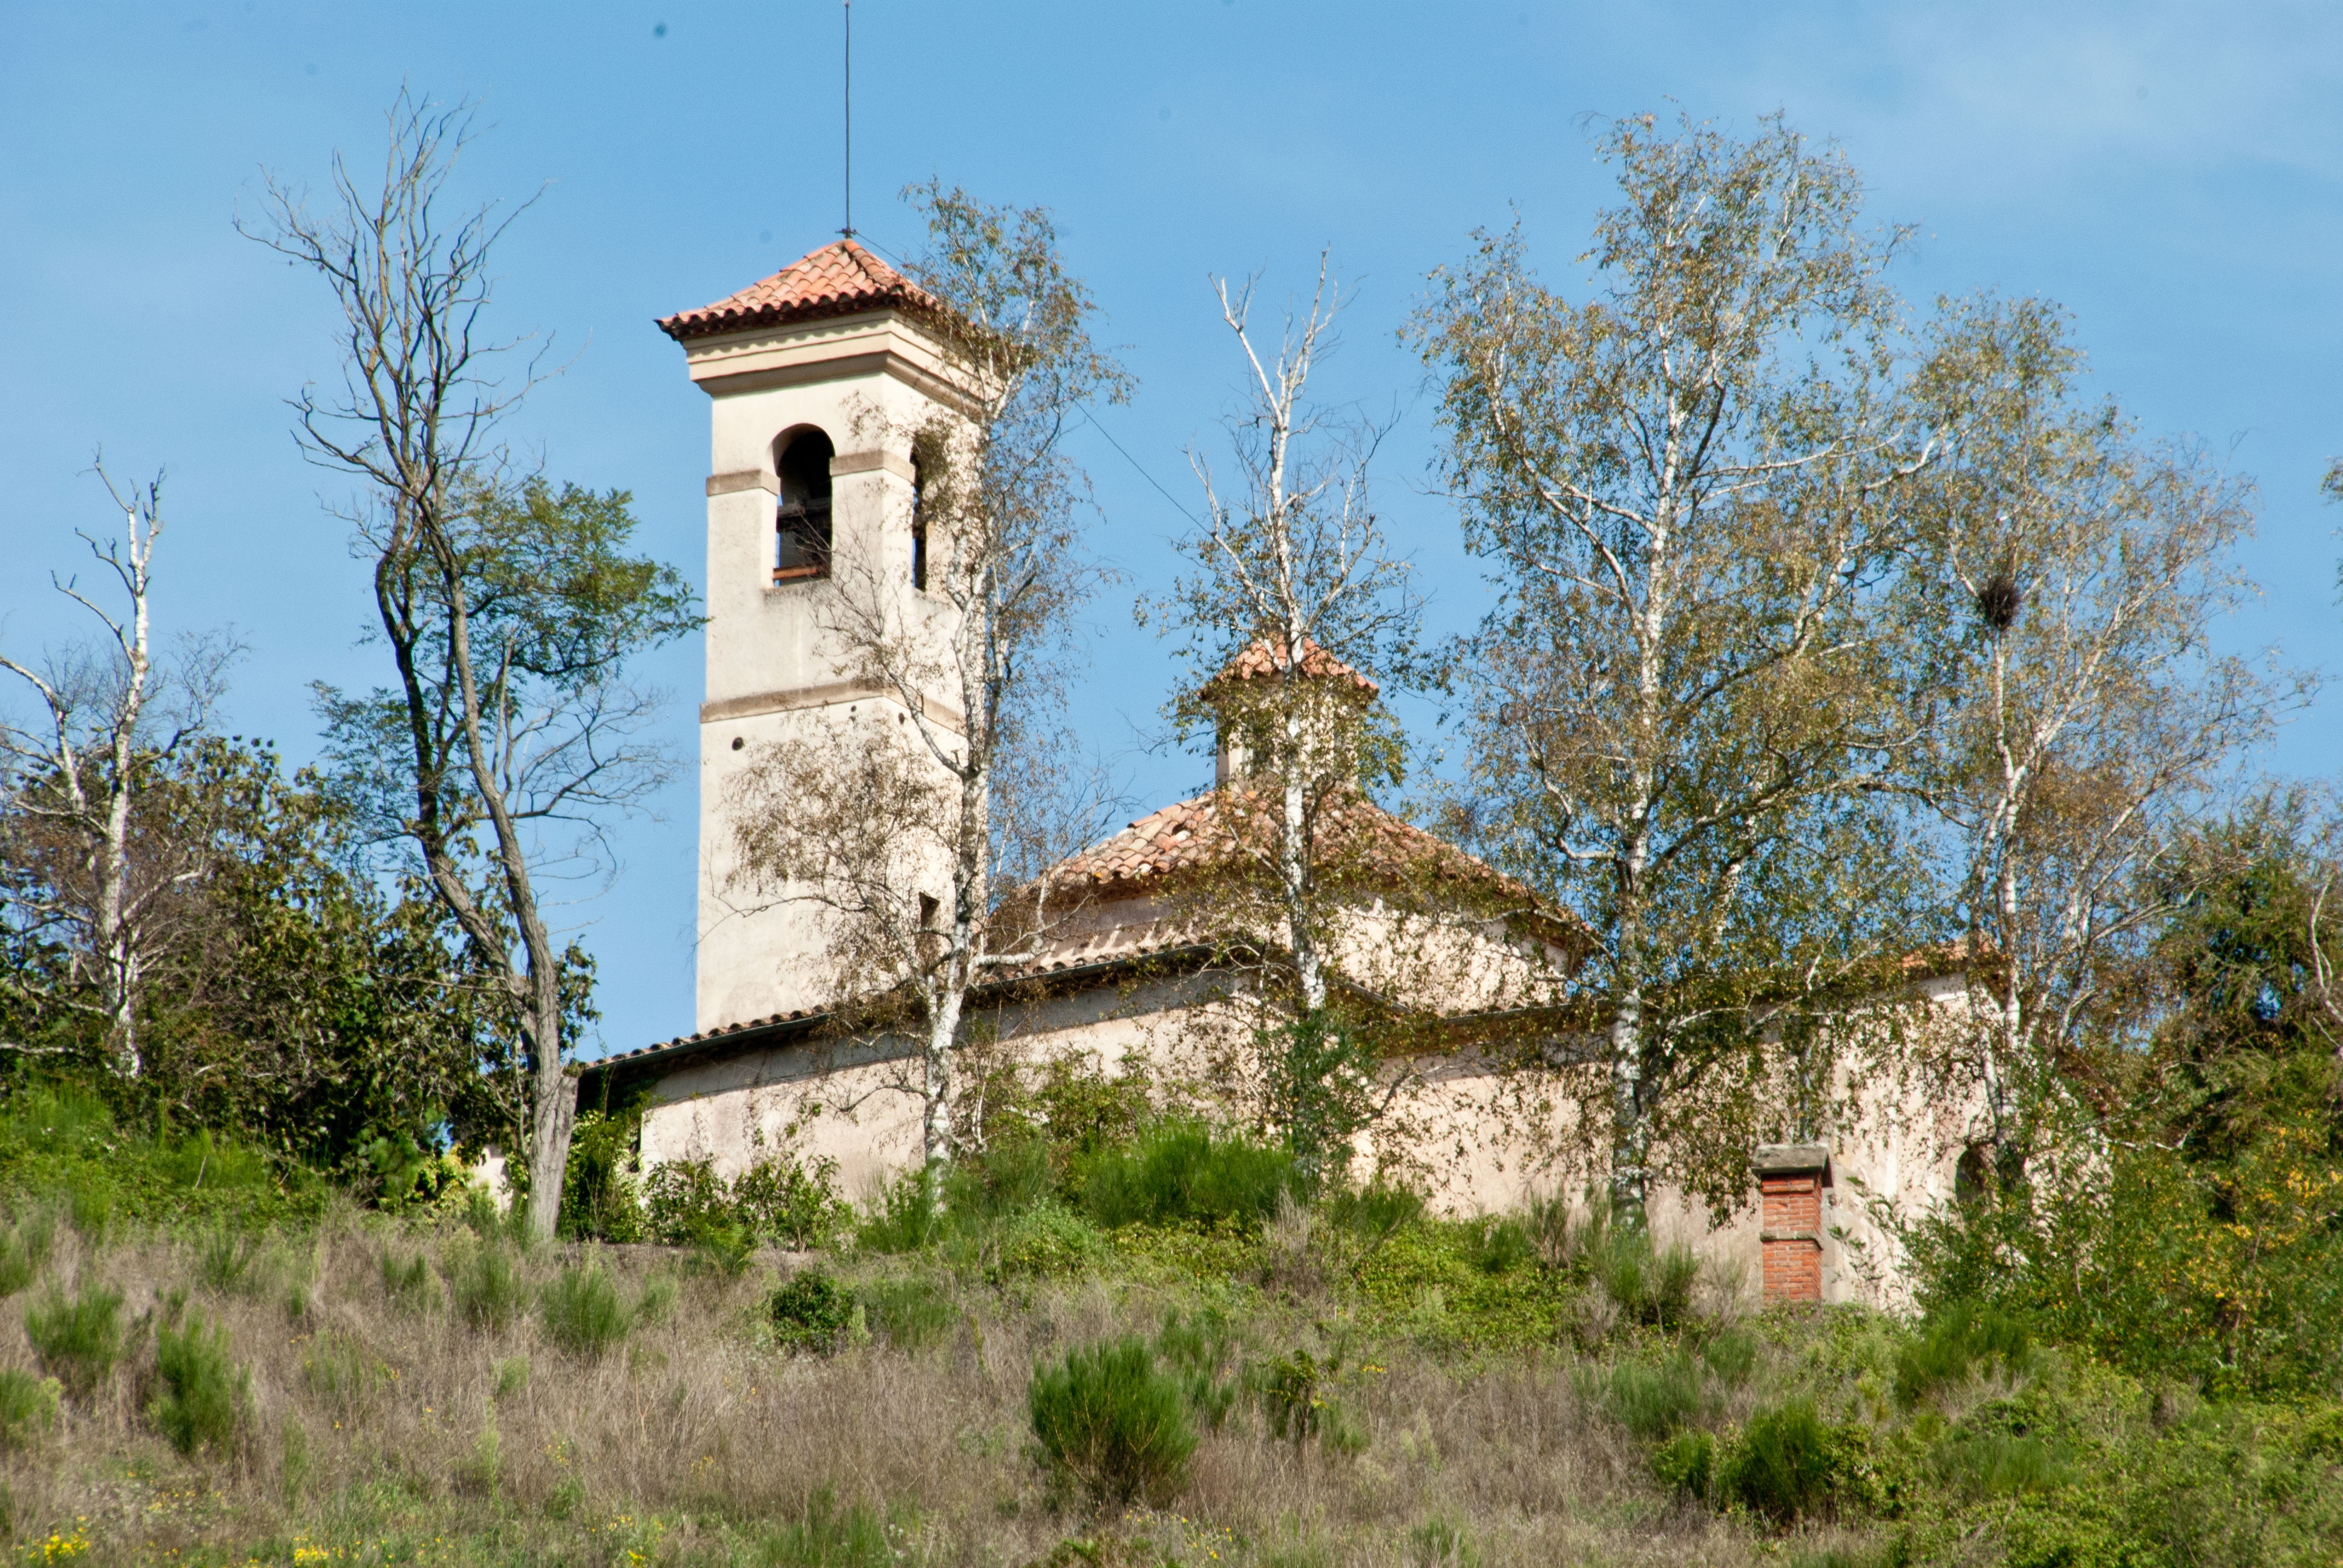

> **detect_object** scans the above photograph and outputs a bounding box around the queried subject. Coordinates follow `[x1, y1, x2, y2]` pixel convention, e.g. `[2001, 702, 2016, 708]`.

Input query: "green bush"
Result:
[1468, 1217, 1536, 1275]
[766, 1489, 899, 1568]
[1156, 1308, 1242, 1430]
[942, 1135, 1056, 1224]
[1588, 1225, 1700, 1330]
[25, 1281, 123, 1399]
[856, 1166, 943, 1255]
[981, 1203, 1108, 1281]
[1893, 1301, 2036, 1407]
[641, 1150, 852, 1252]
[1027, 1336, 1198, 1504]
[1409, 1517, 1476, 1568]
[453, 1244, 528, 1331]
[1080, 1121, 1294, 1230]
[1936, 1429, 2065, 1498]
[0, 1368, 59, 1451]
[1254, 1347, 1363, 1453]
[379, 1248, 437, 1311]
[1600, 1353, 1711, 1440]
[151, 1310, 247, 1456]
[196, 1227, 267, 1297]
[559, 1106, 644, 1243]
[1723, 1399, 1849, 1523]
[1701, 1327, 1760, 1386]
[0, 1210, 52, 1298]
[770, 1270, 859, 1356]
[860, 1277, 955, 1351]
[539, 1263, 630, 1358]
[1653, 1428, 1719, 1500]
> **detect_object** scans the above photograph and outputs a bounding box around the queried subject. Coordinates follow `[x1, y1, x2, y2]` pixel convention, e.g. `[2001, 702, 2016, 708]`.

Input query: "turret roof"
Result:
[656, 239, 940, 342]
[1202, 638, 1380, 699]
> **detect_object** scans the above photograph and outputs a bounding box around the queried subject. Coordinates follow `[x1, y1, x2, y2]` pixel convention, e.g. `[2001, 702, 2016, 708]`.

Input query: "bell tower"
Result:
[659, 240, 963, 1031]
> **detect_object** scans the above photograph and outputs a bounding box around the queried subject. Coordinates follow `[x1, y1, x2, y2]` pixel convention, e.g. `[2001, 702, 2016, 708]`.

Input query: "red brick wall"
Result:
[1760, 1172, 1823, 1302]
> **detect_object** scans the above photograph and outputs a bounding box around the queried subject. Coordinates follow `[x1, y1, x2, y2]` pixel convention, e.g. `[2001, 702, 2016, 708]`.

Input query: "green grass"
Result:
[152, 1308, 249, 1455]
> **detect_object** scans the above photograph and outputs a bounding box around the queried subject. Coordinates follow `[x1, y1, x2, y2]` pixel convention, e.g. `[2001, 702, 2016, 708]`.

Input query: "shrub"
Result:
[860, 1277, 955, 1351]
[1723, 1398, 1850, 1523]
[1588, 1226, 1700, 1330]
[942, 1134, 1055, 1224]
[559, 1106, 644, 1243]
[643, 1150, 852, 1252]
[157, 1129, 272, 1194]
[379, 1248, 437, 1311]
[856, 1166, 943, 1255]
[1027, 1337, 1197, 1504]
[539, 1263, 630, 1358]
[0, 1210, 52, 1298]
[981, 1204, 1108, 1280]
[1156, 1308, 1242, 1430]
[151, 1310, 247, 1456]
[1893, 1301, 2036, 1407]
[1255, 1347, 1365, 1452]
[453, 1244, 528, 1331]
[1600, 1353, 1711, 1440]
[1409, 1517, 1476, 1568]
[1081, 1121, 1294, 1230]
[1936, 1430, 2065, 1498]
[1469, 1216, 1536, 1275]
[1701, 1327, 1760, 1387]
[197, 1227, 266, 1297]
[770, 1270, 858, 1356]
[301, 1332, 387, 1414]
[25, 1282, 123, 1399]
[1653, 1428, 1719, 1500]
[767, 1489, 899, 1568]
[0, 1368, 59, 1451]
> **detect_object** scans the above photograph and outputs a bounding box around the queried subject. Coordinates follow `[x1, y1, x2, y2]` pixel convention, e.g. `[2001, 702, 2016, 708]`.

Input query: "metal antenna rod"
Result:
[841, 0, 854, 238]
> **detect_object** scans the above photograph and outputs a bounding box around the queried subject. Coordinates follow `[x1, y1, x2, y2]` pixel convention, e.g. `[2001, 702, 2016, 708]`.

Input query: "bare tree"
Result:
[724, 185, 1127, 1171]
[1906, 296, 2301, 1175]
[0, 465, 235, 1077]
[246, 93, 696, 1237]
[1146, 260, 1440, 1186]
[1411, 113, 1942, 1218]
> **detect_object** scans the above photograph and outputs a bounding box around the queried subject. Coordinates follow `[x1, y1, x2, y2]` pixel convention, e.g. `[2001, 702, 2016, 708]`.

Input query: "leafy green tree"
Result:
[1901, 297, 2294, 1177]
[247, 93, 698, 1235]
[1411, 112, 1940, 1215]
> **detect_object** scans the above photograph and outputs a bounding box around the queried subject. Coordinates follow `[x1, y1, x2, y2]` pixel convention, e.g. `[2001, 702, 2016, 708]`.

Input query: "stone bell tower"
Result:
[658, 240, 965, 1032]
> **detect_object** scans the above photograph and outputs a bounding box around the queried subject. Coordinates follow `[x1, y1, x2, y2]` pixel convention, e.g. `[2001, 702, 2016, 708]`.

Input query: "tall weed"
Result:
[0, 1368, 58, 1451]
[453, 1244, 528, 1331]
[539, 1263, 631, 1359]
[0, 1210, 53, 1298]
[25, 1282, 123, 1399]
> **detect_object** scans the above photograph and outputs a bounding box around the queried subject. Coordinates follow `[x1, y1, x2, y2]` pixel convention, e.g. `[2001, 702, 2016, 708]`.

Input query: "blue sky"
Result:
[4, 1, 2338, 1056]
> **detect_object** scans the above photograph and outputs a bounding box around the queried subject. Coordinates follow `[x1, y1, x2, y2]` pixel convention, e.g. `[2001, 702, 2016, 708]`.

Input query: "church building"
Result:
[575, 240, 1979, 1307]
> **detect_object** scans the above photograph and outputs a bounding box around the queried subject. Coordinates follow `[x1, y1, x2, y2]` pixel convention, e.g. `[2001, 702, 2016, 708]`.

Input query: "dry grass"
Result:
[0, 1204, 1844, 1567]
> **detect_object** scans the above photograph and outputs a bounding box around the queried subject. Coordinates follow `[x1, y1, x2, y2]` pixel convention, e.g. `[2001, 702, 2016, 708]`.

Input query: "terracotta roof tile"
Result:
[1050, 788, 1545, 918]
[657, 240, 941, 342]
[1204, 638, 1380, 698]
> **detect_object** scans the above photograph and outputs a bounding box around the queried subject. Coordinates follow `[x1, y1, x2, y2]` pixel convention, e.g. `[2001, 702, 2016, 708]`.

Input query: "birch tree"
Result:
[1149, 261, 1430, 1186]
[724, 185, 1127, 1171]
[248, 94, 696, 1238]
[1412, 113, 1939, 1217]
[1905, 295, 2294, 1179]
[0, 466, 233, 1078]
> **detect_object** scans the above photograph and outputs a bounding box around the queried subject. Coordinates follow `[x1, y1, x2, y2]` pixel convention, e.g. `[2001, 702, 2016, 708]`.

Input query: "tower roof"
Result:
[656, 240, 942, 342]
[1201, 638, 1380, 700]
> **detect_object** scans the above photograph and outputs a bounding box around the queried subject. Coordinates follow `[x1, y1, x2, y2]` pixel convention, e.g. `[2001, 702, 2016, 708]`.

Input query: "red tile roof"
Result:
[1202, 638, 1380, 699]
[656, 240, 942, 342]
[1050, 786, 1550, 921]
